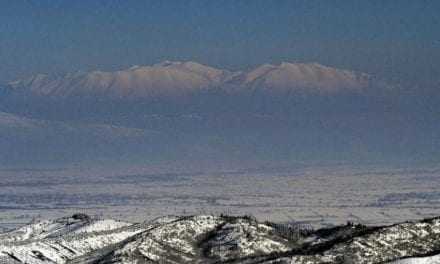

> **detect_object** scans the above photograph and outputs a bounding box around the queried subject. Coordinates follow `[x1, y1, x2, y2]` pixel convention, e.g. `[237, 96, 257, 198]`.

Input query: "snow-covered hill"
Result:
[5, 61, 382, 99]
[0, 214, 439, 263]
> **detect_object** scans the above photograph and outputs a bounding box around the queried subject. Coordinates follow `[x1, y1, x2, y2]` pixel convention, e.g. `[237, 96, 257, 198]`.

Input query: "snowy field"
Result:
[1, 164, 439, 230]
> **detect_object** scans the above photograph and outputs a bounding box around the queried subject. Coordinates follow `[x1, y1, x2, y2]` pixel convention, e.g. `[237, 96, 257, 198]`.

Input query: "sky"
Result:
[1, 0, 440, 88]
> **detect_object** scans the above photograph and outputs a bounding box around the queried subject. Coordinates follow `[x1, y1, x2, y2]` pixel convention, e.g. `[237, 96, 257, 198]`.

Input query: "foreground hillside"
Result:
[0, 214, 439, 264]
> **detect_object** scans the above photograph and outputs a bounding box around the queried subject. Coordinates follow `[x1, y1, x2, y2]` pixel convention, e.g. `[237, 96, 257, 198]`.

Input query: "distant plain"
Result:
[1, 163, 439, 231]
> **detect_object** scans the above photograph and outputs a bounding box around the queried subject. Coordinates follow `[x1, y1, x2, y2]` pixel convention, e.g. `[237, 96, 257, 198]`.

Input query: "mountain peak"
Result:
[153, 60, 183, 67]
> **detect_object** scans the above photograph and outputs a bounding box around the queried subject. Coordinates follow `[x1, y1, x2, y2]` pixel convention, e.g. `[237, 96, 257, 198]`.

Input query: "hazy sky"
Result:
[1, 0, 439, 87]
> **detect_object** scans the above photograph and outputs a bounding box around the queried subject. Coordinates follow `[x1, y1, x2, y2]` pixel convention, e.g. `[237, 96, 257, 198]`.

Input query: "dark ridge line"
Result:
[2, 252, 22, 263]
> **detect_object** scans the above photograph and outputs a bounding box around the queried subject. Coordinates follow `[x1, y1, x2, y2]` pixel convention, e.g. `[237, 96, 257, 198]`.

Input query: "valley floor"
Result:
[1, 164, 440, 231]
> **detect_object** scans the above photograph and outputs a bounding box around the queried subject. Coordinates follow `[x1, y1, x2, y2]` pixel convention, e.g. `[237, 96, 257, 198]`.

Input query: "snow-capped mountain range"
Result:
[0, 214, 439, 263]
[5, 61, 379, 99]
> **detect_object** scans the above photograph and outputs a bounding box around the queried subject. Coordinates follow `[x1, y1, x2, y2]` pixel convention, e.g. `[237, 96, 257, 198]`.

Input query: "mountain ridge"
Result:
[5, 61, 385, 100]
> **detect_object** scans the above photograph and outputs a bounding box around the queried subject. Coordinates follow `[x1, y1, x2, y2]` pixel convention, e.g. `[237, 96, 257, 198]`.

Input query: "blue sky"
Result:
[1, 0, 439, 88]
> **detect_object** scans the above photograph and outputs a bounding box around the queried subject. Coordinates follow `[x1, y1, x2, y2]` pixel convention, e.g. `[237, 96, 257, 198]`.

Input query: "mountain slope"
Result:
[1, 214, 439, 264]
